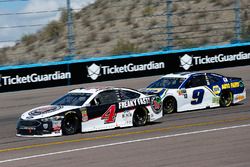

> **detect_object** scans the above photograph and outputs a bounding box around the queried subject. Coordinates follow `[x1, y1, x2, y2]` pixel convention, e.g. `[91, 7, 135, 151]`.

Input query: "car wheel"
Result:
[220, 91, 233, 107]
[62, 114, 80, 135]
[163, 97, 177, 114]
[133, 108, 148, 127]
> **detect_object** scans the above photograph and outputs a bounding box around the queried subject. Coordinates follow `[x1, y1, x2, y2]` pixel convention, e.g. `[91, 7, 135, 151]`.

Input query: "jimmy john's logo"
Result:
[151, 96, 162, 114]
[118, 97, 151, 109]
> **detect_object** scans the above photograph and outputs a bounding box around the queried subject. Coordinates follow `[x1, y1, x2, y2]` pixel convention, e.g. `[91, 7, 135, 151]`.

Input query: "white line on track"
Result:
[1, 124, 250, 164]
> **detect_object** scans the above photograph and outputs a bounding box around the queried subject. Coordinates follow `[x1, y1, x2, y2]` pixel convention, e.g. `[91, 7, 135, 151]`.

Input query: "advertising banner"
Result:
[0, 44, 250, 92]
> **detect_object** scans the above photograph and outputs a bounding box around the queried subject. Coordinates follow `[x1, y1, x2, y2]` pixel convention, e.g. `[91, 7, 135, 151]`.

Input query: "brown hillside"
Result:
[1, 0, 250, 65]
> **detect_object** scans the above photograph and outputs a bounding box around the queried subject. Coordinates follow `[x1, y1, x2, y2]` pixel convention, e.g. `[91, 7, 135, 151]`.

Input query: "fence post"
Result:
[66, 0, 75, 59]
[234, 0, 241, 43]
[165, 0, 173, 50]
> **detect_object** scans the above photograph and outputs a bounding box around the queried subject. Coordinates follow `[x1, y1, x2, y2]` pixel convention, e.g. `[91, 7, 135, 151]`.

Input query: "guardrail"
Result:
[1, 42, 250, 93]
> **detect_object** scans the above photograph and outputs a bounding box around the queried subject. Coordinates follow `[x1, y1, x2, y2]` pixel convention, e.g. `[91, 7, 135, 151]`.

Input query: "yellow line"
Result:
[0, 117, 249, 153]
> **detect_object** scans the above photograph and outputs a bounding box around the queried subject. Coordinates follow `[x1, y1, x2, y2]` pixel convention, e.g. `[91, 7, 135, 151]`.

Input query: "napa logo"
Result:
[87, 63, 101, 80]
[180, 54, 193, 70]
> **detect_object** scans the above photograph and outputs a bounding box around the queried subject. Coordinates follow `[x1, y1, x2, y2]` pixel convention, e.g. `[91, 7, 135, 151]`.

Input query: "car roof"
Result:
[68, 87, 137, 94]
[161, 72, 221, 79]
[161, 72, 196, 78]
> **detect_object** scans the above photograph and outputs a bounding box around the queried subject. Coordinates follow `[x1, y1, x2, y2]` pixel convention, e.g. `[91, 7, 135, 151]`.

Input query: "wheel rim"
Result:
[221, 92, 233, 107]
[133, 110, 147, 126]
[64, 116, 77, 134]
[164, 98, 175, 114]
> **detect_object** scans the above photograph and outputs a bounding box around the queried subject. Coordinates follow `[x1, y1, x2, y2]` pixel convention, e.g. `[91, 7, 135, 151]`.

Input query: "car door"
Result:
[179, 74, 215, 111]
[81, 90, 119, 132]
[116, 89, 142, 127]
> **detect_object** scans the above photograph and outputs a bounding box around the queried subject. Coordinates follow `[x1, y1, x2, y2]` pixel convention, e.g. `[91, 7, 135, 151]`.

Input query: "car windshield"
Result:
[51, 93, 92, 106]
[148, 77, 185, 89]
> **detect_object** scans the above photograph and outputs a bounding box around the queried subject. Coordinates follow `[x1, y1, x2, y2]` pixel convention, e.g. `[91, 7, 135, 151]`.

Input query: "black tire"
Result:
[133, 108, 148, 127]
[163, 97, 177, 114]
[220, 91, 233, 107]
[62, 114, 80, 135]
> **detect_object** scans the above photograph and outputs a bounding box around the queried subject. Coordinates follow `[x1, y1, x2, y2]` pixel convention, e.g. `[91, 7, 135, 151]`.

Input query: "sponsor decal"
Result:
[212, 85, 221, 95]
[146, 88, 164, 94]
[212, 97, 220, 104]
[223, 78, 228, 82]
[230, 82, 240, 88]
[180, 51, 250, 70]
[43, 123, 49, 129]
[177, 89, 187, 95]
[81, 108, 88, 122]
[87, 61, 165, 80]
[119, 97, 151, 109]
[222, 83, 230, 89]
[122, 110, 132, 119]
[52, 121, 61, 131]
[29, 105, 62, 116]
[151, 96, 162, 114]
[235, 95, 245, 101]
[0, 71, 71, 86]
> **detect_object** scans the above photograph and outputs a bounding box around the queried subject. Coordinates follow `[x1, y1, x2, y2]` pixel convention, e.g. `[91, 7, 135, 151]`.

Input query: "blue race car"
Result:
[143, 72, 246, 114]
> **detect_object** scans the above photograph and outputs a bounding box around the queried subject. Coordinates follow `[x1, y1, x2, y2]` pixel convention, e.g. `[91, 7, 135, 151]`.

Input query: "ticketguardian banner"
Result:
[0, 43, 250, 92]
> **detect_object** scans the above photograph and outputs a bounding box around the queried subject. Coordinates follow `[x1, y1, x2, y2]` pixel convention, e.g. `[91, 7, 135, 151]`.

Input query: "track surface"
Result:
[0, 66, 250, 167]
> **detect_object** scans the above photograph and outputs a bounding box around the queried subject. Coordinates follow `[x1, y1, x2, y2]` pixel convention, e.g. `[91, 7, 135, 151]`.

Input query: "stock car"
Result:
[143, 72, 246, 114]
[16, 87, 162, 137]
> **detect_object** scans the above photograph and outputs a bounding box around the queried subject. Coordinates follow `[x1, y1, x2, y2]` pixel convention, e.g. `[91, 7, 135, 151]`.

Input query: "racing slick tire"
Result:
[62, 113, 80, 135]
[219, 90, 233, 107]
[133, 108, 148, 127]
[163, 97, 177, 114]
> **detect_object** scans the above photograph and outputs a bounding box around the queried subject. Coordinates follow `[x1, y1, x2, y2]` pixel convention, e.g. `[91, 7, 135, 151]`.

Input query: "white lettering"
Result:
[0, 71, 71, 86]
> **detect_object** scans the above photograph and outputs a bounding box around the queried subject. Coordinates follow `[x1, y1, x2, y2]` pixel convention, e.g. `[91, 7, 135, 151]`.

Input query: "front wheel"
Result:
[163, 97, 177, 114]
[220, 91, 233, 107]
[62, 114, 80, 135]
[133, 108, 148, 127]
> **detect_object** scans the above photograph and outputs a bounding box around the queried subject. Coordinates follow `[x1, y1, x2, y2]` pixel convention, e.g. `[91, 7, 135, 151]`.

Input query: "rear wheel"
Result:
[62, 114, 80, 135]
[163, 97, 177, 114]
[220, 91, 233, 107]
[133, 108, 148, 127]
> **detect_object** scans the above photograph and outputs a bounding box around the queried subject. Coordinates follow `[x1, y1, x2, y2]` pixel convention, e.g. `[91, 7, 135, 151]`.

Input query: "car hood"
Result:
[142, 88, 168, 96]
[21, 105, 80, 120]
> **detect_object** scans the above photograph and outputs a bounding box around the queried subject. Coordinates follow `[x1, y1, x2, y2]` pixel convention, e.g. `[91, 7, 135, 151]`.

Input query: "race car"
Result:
[142, 72, 246, 114]
[16, 87, 162, 137]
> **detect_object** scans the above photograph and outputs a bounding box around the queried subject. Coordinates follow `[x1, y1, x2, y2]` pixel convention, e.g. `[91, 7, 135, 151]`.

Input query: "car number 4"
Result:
[101, 105, 116, 123]
[191, 89, 205, 105]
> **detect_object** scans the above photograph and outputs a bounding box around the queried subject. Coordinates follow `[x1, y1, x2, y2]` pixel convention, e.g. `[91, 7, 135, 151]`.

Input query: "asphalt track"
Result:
[0, 66, 250, 167]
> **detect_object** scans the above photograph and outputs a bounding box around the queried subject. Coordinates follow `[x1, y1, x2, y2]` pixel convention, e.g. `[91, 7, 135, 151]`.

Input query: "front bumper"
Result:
[16, 119, 62, 137]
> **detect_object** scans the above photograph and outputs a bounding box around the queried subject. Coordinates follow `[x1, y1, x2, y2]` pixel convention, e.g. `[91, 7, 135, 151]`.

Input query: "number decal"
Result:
[101, 105, 116, 123]
[191, 89, 204, 105]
